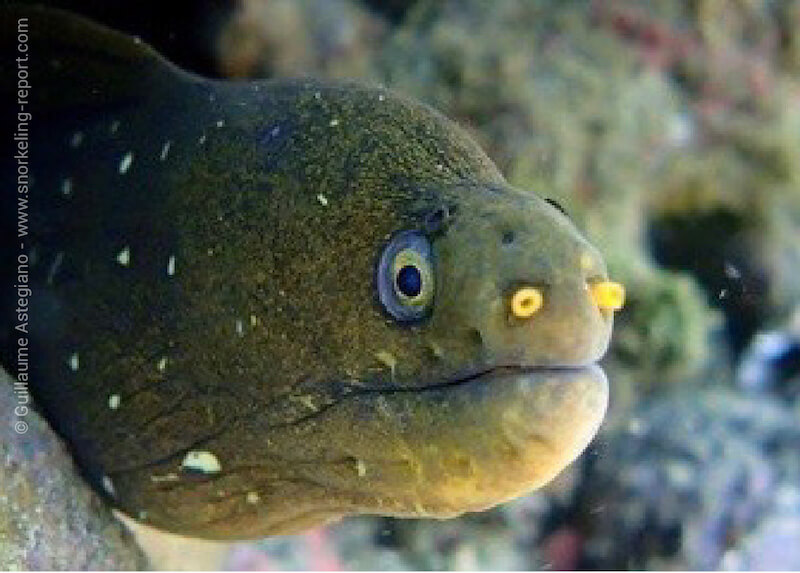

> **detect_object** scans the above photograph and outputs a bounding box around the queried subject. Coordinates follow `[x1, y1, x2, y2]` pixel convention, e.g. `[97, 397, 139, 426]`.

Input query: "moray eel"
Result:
[0, 7, 624, 539]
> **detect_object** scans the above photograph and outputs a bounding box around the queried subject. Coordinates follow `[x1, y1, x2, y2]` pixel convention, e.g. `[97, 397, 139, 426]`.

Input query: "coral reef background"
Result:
[4, 0, 800, 569]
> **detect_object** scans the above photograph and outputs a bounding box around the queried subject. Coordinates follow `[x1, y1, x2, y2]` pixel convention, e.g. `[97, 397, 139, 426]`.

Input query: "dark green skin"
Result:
[1, 7, 612, 538]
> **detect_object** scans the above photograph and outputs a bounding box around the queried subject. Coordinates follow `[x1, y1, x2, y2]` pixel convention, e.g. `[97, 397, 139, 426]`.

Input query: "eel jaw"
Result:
[389, 363, 609, 517]
[310, 362, 610, 521]
[111, 364, 608, 539]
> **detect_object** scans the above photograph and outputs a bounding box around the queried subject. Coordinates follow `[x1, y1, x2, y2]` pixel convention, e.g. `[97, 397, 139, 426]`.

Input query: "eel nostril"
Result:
[510, 287, 543, 319]
[589, 281, 625, 311]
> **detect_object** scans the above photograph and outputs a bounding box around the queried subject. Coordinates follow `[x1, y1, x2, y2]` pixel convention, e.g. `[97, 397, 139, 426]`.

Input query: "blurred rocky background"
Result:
[5, 0, 800, 569]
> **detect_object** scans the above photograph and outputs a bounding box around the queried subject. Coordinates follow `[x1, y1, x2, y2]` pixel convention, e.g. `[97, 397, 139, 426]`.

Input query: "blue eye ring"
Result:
[377, 230, 435, 322]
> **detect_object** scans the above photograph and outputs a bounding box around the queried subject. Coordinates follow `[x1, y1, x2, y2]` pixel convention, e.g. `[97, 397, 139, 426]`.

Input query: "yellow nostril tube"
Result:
[590, 281, 625, 311]
[510, 287, 543, 318]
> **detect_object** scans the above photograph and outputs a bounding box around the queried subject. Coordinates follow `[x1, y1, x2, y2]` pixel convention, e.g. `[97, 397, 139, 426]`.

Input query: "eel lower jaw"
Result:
[348, 362, 609, 519]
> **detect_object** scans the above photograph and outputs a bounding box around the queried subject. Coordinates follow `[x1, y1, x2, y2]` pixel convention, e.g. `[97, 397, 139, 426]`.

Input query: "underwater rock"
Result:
[0, 369, 149, 570]
[215, 0, 387, 79]
[737, 307, 800, 399]
[577, 390, 800, 570]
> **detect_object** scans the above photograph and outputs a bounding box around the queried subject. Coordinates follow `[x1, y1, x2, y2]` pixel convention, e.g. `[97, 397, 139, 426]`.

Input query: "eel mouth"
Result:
[323, 361, 610, 519]
[441, 362, 606, 388]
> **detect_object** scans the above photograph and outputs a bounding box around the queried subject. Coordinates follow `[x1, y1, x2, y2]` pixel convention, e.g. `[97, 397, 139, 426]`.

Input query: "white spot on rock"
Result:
[356, 459, 367, 477]
[166, 255, 176, 276]
[249, 314, 258, 327]
[198, 134, 206, 145]
[157, 357, 168, 371]
[110, 120, 120, 134]
[160, 141, 171, 161]
[181, 450, 222, 474]
[316, 193, 329, 206]
[378, 93, 385, 102]
[68, 352, 80, 371]
[119, 152, 134, 174]
[70, 132, 84, 148]
[329, 118, 340, 127]
[235, 319, 244, 336]
[116, 246, 131, 266]
[61, 178, 72, 196]
[216, 119, 225, 128]
[108, 394, 121, 410]
[246, 491, 260, 504]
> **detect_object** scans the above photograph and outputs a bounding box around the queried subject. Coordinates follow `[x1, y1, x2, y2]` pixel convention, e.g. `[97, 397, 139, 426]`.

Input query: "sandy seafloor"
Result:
[4, 0, 800, 570]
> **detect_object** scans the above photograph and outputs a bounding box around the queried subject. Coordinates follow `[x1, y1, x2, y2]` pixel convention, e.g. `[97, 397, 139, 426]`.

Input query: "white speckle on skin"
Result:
[69, 132, 84, 147]
[329, 118, 340, 127]
[249, 314, 258, 327]
[246, 492, 260, 504]
[102, 476, 116, 498]
[314, 91, 321, 100]
[68, 353, 80, 371]
[435, 163, 444, 171]
[160, 141, 171, 161]
[46, 251, 64, 286]
[150, 473, 180, 483]
[428, 341, 444, 360]
[295, 395, 317, 412]
[378, 93, 385, 102]
[61, 178, 72, 196]
[375, 350, 397, 379]
[181, 451, 222, 474]
[216, 119, 225, 128]
[110, 120, 120, 134]
[119, 152, 134, 174]
[157, 357, 168, 371]
[356, 459, 367, 477]
[580, 252, 594, 271]
[316, 193, 329, 206]
[167, 255, 176, 276]
[235, 319, 244, 336]
[116, 246, 131, 266]
[198, 134, 206, 145]
[270, 125, 280, 137]
[108, 394, 121, 410]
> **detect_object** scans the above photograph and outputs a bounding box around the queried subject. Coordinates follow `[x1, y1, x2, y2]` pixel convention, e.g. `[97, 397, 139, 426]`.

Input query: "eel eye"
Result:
[378, 231, 434, 322]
